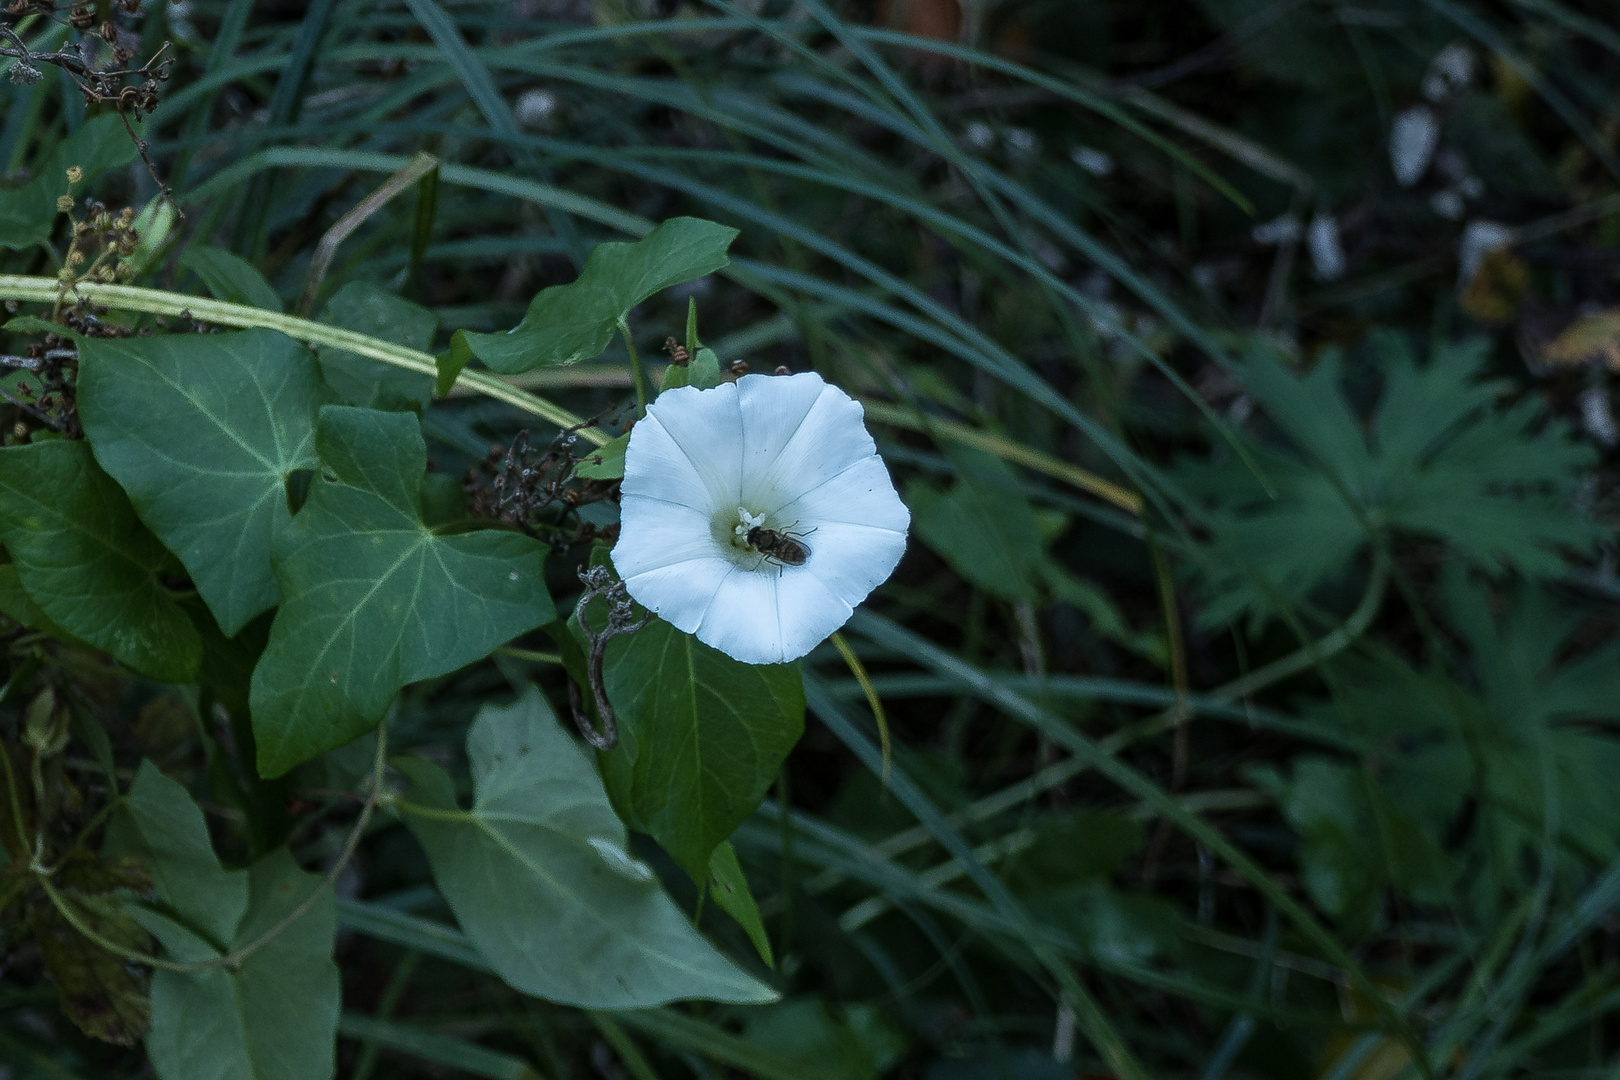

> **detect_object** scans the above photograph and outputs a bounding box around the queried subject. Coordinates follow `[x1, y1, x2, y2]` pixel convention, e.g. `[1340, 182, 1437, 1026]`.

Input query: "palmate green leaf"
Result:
[396, 686, 776, 1008]
[0, 440, 201, 682]
[111, 764, 339, 1080]
[316, 281, 437, 412]
[78, 328, 333, 637]
[0, 115, 138, 252]
[1182, 336, 1599, 629]
[455, 217, 738, 374]
[1247, 755, 1457, 932]
[250, 407, 554, 776]
[598, 616, 805, 884]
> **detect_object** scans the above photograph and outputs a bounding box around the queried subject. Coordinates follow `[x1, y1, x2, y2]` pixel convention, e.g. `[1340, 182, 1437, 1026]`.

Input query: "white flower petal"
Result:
[616, 370, 910, 665]
[798, 521, 908, 607]
[618, 410, 713, 509]
[690, 566, 783, 664]
[641, 382, 743, 509]
[778, 453, 911, 533]
[738, 373, 879, 511]
[619, 557, 733, 637]
[611, 495, 718, 579]
[693, 565, 854, 664]
[771, 569, 856, 660]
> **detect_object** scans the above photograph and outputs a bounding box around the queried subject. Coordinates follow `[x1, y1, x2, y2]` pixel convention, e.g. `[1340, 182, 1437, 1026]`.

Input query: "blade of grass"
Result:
[843, 611, 1435, 1079]
[803, 673, 1154, 1080]
[337, 1014, 543, 1080]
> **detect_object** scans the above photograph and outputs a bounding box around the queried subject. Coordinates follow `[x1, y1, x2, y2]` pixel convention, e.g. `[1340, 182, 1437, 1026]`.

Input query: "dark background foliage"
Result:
[3, 0, 1620, 1076]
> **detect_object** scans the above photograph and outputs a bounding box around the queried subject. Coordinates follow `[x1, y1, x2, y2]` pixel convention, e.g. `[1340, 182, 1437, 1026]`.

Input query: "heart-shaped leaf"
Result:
[599, 616, 804, 883]
[396, 686, 776, 1008]
[250, 406, 554, 776]
[455, 217, 738, 374]
[78, 328, 333, 636]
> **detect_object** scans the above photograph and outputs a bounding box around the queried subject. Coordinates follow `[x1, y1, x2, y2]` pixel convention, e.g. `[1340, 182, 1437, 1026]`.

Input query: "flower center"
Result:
[711, 506, 785, 570]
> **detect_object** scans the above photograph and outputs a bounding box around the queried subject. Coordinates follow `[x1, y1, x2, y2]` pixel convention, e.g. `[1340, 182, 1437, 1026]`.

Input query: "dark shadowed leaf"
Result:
[0, 116, 137, 252]
[178, 247, 283, 311]
[0, 441, 201, 682]
[597, 616, 804, 883]
[906, 448, 1044, 603]
[316, 282, 437, 412]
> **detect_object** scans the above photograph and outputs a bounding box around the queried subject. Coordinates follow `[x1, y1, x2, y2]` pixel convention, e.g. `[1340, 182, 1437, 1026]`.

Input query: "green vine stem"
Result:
[0, 276, 610, 447]
[620, 317, 647, 419]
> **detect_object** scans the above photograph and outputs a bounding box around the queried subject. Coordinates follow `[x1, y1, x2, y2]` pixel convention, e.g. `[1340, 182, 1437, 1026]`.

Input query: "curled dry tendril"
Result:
[568, 566, 648, 751]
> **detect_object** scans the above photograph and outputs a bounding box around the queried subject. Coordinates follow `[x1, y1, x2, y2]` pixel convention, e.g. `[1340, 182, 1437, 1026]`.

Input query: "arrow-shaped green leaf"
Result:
[397, 686, 776, 1008]
[113, 764, 338, 1080]
[250, 406, 554, 776]
[455, 217, 738, 374]
[598, 617, 804, 884]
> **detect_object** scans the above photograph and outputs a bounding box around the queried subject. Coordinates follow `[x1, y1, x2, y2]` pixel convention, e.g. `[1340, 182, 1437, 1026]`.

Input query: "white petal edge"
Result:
[777, 453, 911, 533]
[799, 521, 908, 607]
[690, 566, 783, 664]
[619, 557, 734, 638]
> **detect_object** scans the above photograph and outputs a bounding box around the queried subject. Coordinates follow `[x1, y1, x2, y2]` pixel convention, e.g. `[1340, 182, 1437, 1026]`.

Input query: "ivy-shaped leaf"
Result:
[599, 616, 804, 884]
[0, 116, 138, 252]
[396, 686, 776, 1008]
[455, 217, 738, 374]
[250, 407, 554, 776]
[111, 764, 340, 1080]
[78, 328, 333, 637]
[316, 281, 437, 412]
[0, 440, 202, 682]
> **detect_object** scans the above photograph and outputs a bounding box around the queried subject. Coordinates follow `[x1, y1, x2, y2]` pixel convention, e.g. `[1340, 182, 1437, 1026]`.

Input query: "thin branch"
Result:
[298, 152, 438, 316]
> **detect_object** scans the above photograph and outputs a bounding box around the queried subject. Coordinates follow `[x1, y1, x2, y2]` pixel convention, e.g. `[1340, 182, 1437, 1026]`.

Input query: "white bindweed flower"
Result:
[612, 372, 910, 665]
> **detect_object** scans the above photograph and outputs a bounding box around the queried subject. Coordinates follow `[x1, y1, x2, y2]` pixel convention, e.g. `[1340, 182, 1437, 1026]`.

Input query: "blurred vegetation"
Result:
[5, 0, 1620, 1077]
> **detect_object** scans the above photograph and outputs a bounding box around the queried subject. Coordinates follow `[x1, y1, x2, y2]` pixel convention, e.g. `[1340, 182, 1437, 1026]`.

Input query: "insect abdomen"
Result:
[747, 526, 810, 566]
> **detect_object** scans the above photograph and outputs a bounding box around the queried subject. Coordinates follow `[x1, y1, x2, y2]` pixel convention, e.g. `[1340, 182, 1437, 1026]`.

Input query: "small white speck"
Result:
[1391, 106, 1439, 187]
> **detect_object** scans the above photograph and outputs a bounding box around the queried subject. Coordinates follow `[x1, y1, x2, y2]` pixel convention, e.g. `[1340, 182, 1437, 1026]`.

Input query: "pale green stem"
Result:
[620, 317, 647, 419]
[0, 276, 610, 446]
